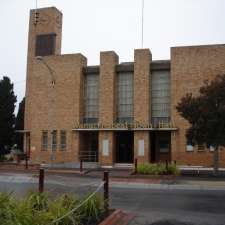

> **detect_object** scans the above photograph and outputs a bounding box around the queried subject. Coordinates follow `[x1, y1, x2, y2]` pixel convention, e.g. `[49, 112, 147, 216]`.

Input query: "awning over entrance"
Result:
[72, 127, 178, 131]
[72, 122, 178, 131]
[15, 130, 31, 133]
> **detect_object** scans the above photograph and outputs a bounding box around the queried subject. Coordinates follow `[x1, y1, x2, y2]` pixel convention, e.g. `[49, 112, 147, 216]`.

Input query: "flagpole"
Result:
[141, 0, 144, 48]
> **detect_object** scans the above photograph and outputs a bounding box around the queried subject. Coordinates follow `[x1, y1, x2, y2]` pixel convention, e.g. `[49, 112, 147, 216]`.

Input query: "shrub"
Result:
[0, 191, 105, 225]
[0, 154, 7, 162]
[137, 163, 180, 175]
[167, 163, 180, 176]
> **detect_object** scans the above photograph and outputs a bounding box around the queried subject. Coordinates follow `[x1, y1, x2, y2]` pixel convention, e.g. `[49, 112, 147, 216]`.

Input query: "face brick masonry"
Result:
[23, 7, 225, 168]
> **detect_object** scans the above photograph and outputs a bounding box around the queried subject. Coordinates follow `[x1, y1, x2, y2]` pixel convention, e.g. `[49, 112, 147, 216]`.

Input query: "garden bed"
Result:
[133, 163, 180, 176]
[130, 173, 177, 179]
[0, 191, 111, 225]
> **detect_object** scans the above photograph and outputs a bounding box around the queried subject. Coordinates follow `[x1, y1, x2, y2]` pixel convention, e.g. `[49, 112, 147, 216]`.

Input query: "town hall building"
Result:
[23, 7, 225, 167]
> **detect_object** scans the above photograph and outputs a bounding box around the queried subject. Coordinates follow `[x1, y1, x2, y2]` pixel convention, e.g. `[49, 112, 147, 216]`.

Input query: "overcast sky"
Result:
[0, 0, 225, 112]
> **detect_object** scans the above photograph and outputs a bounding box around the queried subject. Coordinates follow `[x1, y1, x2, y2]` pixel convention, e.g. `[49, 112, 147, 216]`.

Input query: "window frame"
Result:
[51, 130, 57, 151]
[60, 130, 67, 151]
[117, 72, 134, 123]
[35, 33, 56, 57]
[84, 74, 99, 123]
[41, 131, 48, 151]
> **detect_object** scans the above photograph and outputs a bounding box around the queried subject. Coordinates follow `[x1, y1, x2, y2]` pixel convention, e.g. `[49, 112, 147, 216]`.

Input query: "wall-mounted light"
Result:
[36, 56, 56, 87]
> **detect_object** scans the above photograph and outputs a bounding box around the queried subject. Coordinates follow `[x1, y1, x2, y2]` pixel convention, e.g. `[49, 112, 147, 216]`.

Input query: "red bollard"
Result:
[166, 160, 168, 173]
[39, 168, 44, 193]
[25, 155, 28, 170]
[80, 159, 83, 173]
[103, 171, 109, 214]
[134, 158, 138, 174]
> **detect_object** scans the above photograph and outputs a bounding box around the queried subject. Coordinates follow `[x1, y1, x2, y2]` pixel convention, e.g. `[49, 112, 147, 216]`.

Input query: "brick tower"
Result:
[24, 7, 62, 159]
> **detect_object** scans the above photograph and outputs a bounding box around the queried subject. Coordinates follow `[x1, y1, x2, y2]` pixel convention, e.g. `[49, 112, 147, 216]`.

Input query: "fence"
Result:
[79, 150, 98, 162]
[38, 169, 109, 224]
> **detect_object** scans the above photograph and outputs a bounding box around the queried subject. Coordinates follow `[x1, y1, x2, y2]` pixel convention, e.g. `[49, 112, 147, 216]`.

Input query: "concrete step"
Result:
[114, 163, 133, 168]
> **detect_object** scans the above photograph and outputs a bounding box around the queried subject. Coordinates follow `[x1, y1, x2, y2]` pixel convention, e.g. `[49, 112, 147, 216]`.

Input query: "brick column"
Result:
[99, 51, 118, 166]
[133, 49, 152, 163]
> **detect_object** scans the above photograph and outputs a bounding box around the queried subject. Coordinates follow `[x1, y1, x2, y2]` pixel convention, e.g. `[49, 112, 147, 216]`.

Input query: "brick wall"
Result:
[171, 44, 225, 167]
[29, 54, 86, 163]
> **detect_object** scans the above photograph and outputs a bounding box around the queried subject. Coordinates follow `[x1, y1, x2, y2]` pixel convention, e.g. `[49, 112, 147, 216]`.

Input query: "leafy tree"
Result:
[176, 74, 225, 175]
[0, 76, 17, 155]
[15, 97, 25, 151]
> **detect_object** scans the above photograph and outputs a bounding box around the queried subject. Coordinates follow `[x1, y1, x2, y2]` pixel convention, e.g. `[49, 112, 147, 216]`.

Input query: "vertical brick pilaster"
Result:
[99, 51, 118, 124]
[99, 131, 114, 166]
[99, 51, 118, 166]
[134, 131, 150, 164]
[134, 49, 152, 163]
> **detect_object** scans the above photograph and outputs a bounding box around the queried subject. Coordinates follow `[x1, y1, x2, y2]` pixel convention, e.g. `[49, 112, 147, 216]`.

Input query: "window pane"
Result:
[84, 74, 99, 123]
[151, 70, 170, 122]
[52, 130, 57, 151]
[117, 72, 133, 123]
[60, 130, 66, 151]
[35, 34, 56, 56]
[41, 131, 48, 151]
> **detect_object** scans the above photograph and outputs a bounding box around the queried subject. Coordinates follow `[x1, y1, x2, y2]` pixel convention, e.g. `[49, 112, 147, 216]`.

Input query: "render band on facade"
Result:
[22, 7, 225, 167]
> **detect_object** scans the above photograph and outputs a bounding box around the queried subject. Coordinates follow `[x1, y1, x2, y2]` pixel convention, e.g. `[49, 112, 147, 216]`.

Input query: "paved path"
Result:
[0, 172, 225, 225]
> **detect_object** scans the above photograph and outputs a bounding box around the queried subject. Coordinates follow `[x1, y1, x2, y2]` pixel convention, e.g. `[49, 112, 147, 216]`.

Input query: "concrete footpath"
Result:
[0, 170, 225, 225]
[0, 169, 225, 191]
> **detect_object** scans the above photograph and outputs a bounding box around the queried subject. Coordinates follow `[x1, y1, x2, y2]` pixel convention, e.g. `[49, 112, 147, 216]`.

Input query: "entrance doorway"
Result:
[150, 132, 171, 163]
[115, 132, 133, 163]
[80, 132, 98, 162]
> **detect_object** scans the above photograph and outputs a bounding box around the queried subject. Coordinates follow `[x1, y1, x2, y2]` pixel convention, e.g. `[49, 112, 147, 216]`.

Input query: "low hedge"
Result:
[137, 163, 180, 175]
[0, 191, 106, 225]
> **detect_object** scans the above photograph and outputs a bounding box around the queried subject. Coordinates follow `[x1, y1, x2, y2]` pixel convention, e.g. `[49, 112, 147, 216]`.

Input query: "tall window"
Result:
[51, 130, 57, 151]
[60, 130, 67, 151]
[117, 72, 133, 123]
[41, 131, 48, 151]
[84, 74, 99, 123]
[151, 70, 170, 126]
[35, 33, 56, 56]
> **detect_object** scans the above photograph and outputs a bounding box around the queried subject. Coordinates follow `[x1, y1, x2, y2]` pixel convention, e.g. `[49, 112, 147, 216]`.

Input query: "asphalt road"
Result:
[0, 173, 225, 225]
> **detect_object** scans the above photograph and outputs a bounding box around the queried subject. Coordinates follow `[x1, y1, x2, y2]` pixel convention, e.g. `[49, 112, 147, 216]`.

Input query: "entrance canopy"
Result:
[72, 122, 178, 131]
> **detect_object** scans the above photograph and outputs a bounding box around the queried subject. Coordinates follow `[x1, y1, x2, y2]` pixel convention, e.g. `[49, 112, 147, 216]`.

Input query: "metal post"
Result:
[103, 171, 109, 214]
[39, 168, 44, 193]
[134, 158, 138, 174]
[166, 160, 168, 173]
[174, 160, 176, 165]
[25, 154, 28, 170]
[80, 159, 83, 173]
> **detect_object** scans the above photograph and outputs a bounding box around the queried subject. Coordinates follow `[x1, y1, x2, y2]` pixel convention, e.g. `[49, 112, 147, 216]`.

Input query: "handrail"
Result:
[49, 181, 105, 225]
[79, 150, 98, 162]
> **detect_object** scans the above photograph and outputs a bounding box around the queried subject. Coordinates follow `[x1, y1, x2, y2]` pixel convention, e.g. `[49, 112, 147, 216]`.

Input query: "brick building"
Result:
[22, 7, 225, 167]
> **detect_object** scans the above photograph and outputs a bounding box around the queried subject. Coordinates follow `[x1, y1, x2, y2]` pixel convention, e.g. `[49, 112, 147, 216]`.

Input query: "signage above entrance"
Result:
[72, 121, 178, 131]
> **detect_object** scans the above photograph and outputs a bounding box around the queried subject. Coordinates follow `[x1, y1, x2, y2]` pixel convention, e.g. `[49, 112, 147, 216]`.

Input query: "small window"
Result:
[41, 131, 48, 151]
[60, 130, 67, 151]
[35, 33, 56, 56]
[51, 130, 57, 151]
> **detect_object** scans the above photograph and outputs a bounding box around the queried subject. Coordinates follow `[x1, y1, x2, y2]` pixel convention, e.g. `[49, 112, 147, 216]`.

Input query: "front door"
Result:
[116, 132, 133, 163]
